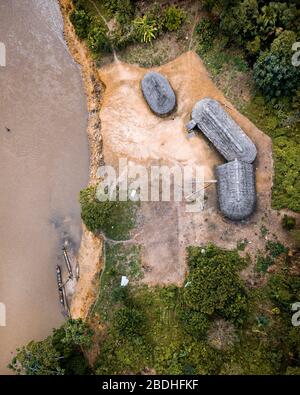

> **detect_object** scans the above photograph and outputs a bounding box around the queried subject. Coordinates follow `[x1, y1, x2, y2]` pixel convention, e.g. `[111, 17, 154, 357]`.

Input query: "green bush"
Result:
[219, 0, 298, 52]
[196, 17, 217, 52]
[133, 15, 158, 44]
[62, 318, 94, 348]
[113, 306, 145, 337]
[282, 214, 296, 230]
[9, 319, 92, 375]
[184, 245, 248, 325]
[268, 273, 300, 312]
[266, 240, 288, 258]
[87, 22, 111, 54]
[253, 50, 300, 100]
[52, 324, 91, 375]
[256, 254, 274, 273]
[179, 309, 211, 340]
[253, 31, 300, 99]
[70, 9, 91, 39]
[9, 338, 64, 375]
[163, 6, 186, 32]
[114, 0, 135, 26]
[79, 185, 137, 240]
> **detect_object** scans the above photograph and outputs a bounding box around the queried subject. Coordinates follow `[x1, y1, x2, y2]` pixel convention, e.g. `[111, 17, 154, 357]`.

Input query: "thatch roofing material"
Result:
[191, 98, 257, 163]
[141, 71, 176, 116]
[216, 159, 256, 221]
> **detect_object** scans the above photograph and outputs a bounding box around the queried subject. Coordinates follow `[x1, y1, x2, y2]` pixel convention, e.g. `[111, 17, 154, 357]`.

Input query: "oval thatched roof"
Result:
[141, 71, 176, 116]
[216, 159, 256, 221]
[191, 98, 257, 163]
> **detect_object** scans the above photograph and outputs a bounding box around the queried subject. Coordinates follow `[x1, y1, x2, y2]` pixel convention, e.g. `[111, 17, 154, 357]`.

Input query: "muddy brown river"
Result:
[0, 0, 89, 373]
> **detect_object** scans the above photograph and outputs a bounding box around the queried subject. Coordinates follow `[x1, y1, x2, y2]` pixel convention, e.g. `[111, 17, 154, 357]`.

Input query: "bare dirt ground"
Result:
[60, 0, 299, 319]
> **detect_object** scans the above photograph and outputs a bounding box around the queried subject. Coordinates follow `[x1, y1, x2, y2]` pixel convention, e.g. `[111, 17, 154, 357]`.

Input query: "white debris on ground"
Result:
[120, 276, 129, 287]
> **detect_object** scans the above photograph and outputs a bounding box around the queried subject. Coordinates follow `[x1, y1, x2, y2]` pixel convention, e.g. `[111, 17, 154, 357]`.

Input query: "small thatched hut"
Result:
[189, 98, 257, 163]
[216, 159, 256, 221]
[141, 71, 176, 116]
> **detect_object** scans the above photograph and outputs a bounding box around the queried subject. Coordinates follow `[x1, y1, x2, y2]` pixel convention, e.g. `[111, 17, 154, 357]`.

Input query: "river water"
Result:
[0, 0, 89, 373]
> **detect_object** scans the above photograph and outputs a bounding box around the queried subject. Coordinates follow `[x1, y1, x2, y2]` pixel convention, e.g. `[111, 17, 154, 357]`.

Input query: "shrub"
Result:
[256, 254, 274, 273]
[62, 319, 94, 348]
[72, 0, 87, 10]
[110, 25, 136, 50]
[219, 0, 298, 49]
[113, 306, 144, 337]
[9, 318, 93, 375]
[245, 35, 261, 56]
[220, 0, 260, 45]
[270, 30, 298, 58]
[79, 185, 137, 240]
[196, 17, 216, 52]
[253, 50, 300, 99]
[114, 0, 135, 26]
[9, 339, 64, 375]
[184, 245, 248, 325]
[70, 9, 91, 39]
[179, 309, 210, 340]
[282, 214, 296, 230]
[133, 15, 158, 44]
[163, 6, 186, 32]
[266, 241, 288, 258]
[268, 273, 300, 312]
[87, 22, 111, 54]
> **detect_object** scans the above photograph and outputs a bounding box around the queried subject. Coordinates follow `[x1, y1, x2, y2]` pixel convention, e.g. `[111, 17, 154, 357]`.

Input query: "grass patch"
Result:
[95, 242, 143, 322]
[79, 185, 139, 241]
[237, 239, 248, 251]
[242, 95, 300, 212]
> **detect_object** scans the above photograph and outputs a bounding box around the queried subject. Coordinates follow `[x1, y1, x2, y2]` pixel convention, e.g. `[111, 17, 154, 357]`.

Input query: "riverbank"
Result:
[59, 0, 105, 319]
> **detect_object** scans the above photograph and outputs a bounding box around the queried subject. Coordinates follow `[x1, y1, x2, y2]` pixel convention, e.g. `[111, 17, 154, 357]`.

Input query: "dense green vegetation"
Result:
[92, 243, 300, 375]
[9, 319, 93, 375]
[79, 185, 138, 240]
[70, 0, 186, 53]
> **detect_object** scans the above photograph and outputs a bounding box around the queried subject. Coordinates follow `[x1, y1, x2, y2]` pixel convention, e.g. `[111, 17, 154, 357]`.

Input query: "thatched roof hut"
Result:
[190, 98, 257, 163]
[141, 71, 176, 116]
[216, 159, 256, 221]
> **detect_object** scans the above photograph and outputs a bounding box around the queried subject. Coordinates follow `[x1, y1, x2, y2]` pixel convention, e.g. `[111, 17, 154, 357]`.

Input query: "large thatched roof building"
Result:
[216, 159, 256, 221]
[189, 98, 257, 163]
[141, 71, 176, 116]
